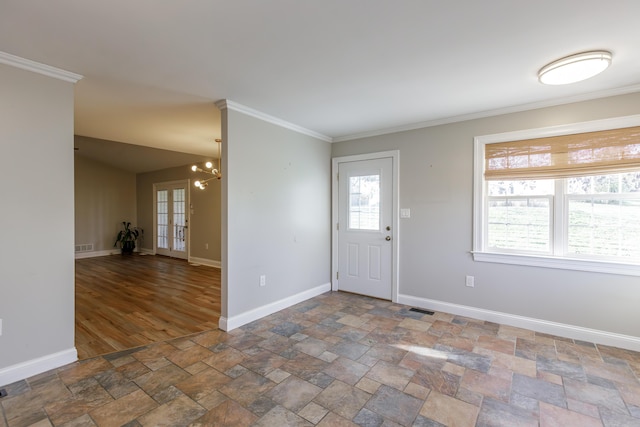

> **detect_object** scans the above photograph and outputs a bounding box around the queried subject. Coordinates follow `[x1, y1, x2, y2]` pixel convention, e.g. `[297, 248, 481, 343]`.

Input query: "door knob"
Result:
[385, 236, 391, 241]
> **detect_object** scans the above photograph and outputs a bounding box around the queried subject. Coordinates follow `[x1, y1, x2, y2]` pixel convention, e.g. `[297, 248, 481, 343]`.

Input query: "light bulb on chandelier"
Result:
[191, 139, 222, 190]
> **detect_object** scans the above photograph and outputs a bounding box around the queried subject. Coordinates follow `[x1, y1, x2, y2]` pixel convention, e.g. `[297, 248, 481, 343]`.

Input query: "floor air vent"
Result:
[409, 307, 434, 315]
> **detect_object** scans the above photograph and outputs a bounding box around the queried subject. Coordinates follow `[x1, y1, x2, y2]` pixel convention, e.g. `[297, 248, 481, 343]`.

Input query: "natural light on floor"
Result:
[392, 344, 449, 360]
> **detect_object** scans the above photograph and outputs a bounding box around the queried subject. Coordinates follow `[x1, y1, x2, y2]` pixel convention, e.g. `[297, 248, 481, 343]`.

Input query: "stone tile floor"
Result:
[2, 291, 640, 426]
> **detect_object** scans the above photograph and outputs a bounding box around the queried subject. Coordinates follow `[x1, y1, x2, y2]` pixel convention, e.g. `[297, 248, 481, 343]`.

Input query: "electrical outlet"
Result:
[205, 243, 209, 250]
[465, 276, 475, 287]
[259, 275, 266, 287]
[0, 318, 3, 336]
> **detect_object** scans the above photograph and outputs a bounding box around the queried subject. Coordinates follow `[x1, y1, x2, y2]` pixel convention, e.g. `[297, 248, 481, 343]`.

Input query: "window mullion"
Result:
[554, 179, 566, 256]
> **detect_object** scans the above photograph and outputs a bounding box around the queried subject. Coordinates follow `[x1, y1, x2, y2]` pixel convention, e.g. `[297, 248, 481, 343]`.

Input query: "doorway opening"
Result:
[74, 139, 222, 360]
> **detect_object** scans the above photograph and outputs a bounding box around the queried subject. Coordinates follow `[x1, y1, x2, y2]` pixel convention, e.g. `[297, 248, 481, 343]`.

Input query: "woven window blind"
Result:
[484, 126, 640, 180]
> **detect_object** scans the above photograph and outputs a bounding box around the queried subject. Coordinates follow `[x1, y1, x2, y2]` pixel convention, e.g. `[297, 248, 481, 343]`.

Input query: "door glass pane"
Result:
[157, 190, 168, 249]
[349, 174, 380, 230]
[173, 188, 186, 251]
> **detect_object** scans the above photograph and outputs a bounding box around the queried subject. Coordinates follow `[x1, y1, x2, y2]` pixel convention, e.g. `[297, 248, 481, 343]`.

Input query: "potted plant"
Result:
[114, 221, 142, 255]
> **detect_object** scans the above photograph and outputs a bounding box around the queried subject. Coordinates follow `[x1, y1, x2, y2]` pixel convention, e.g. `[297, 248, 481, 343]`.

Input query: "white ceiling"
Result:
[2, 1, 640, 161]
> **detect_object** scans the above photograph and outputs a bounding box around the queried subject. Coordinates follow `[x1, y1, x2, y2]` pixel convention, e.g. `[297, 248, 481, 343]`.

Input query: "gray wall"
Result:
[137, 165, 221, 262]
[225, 108, 332, 318]
[75, 155, 137, 252]
[332, 92, 640, 339]
[0, 64, 76, 371]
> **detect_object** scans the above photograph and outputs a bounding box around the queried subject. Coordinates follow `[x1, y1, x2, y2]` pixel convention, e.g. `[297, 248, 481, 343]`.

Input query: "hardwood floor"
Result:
[75, 254, 220, 359]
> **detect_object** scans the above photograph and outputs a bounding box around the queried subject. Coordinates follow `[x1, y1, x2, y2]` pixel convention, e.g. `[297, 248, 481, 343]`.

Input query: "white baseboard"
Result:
[219, 282, 331, 331]
[75, 248, 154, 259]
[218, 316, 229, 331]
[74, 249, 119, 259]
[188, 257, 221, 269]
[0, 348, 77, 387]
[398, 294, 640, 352]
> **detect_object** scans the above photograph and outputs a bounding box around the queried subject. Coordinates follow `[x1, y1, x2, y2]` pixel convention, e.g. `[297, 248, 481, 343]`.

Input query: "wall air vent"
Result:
[75, 243, 94, 252]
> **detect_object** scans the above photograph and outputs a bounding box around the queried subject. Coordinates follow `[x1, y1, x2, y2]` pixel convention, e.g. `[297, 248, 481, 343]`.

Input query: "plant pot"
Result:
[121, 240, 135, 255]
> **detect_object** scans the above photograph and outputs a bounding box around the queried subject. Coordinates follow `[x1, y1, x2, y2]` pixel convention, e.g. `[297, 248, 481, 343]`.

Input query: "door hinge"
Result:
[336, 223, 339, 231]
[336, 272, 339, 280]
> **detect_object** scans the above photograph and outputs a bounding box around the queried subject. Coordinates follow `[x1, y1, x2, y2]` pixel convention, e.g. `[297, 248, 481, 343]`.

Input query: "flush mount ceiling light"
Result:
[538, 51, 612, 85]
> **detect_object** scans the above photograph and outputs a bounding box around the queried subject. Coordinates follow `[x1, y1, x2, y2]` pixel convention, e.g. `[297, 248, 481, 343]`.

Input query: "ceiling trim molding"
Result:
[0, 51, 83, 83]
[333, 83, 640, 143]
[215, 99, 332, 142]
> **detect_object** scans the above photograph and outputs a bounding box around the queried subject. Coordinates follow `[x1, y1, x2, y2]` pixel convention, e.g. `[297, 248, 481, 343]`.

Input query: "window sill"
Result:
[471, 251, 640, 277]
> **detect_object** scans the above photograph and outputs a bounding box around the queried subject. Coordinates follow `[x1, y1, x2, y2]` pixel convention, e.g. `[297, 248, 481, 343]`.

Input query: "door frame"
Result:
[332, 150, 399, 302]
[152, 179, 191, 258]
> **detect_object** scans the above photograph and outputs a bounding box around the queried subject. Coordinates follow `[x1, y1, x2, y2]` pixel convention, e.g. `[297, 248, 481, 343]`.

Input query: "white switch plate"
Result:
[0, 318, 3, 336]
[259, 275, 266, 287]
[400, 208, 411, 218]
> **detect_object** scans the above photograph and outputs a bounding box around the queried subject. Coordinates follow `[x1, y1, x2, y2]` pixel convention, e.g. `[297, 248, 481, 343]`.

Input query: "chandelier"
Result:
[191, 138, 222, 190]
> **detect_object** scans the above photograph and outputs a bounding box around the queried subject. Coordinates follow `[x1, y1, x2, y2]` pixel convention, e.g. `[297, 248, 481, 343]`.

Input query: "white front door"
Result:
[337, 157, 394, 300]
[155, 182, 189, 259]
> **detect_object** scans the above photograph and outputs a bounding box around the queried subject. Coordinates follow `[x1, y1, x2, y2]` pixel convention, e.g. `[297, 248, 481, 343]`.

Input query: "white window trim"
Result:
[473, 114, 640, 277]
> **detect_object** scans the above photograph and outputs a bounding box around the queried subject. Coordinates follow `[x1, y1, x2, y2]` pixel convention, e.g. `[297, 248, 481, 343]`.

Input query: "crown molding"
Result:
[0, 51, 83, 83]
[332, 83, 640, 142]
[215, 99, 332, 142]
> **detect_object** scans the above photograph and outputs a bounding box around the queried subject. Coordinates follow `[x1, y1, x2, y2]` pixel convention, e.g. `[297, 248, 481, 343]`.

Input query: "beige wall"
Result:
[74, 154, 137, 252]
[223, 106, 331, 320]
[137, 165, 221, 262]
[332, 92, 640, 342]
[0, 63, 76, 381]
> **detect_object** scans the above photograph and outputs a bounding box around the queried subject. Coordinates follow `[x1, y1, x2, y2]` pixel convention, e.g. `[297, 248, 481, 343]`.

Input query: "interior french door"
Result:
[155, 181, 189, 259]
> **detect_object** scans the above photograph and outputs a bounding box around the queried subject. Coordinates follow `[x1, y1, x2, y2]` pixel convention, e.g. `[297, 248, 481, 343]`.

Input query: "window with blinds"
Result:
[473, 116, 640, 276]
[484, 126, 640, 180]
